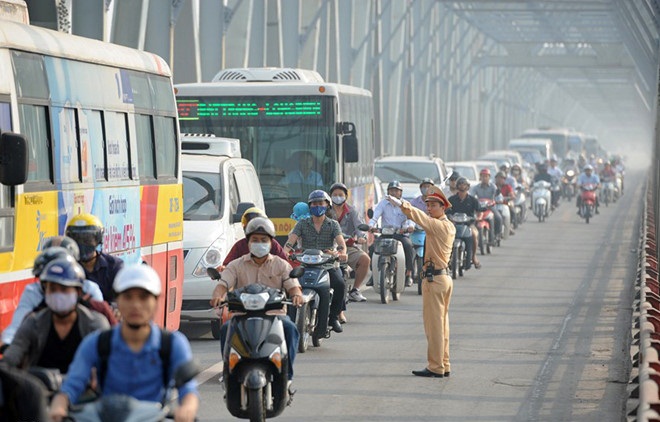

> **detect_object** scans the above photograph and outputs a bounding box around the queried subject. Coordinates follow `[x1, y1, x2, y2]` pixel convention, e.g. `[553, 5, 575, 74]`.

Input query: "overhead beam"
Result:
[475, 54, 634, 68]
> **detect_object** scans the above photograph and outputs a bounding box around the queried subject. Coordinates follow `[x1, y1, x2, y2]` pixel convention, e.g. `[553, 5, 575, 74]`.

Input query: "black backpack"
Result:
[96, 328, 172, 392]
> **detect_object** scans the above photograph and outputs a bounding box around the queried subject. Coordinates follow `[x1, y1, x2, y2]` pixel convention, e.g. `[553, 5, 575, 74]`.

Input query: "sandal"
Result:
[473, 261, 482, 269]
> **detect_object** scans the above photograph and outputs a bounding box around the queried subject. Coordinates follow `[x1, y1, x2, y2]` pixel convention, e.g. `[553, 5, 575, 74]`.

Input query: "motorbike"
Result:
[448, 213, 474, 279]
[494, 193, 511, 241]
[359, 223, 407, 304]
[561, 169, 577, 200]
[213, 275, 301, 422]
[511, 186, 526, 229]
[600, 178, 616, 206]
[410, 227, 425, 295]
[288, 250, 337, 350]
[531, 180, 552, 222]
[550, 176, 561, 208]
[476, 198, 496, 255]
[579, 183, 598, 224]
[33, 362, 200, 422]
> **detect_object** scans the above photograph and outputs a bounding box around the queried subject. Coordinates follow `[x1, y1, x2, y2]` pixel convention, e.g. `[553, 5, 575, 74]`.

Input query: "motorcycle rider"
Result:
[510, 164, 528, 190]
[0, 236, 104, 348]
[369, 181, 416, 287]
[329, 183, 370, 302]
[469, 169, 503, 246]
[210, 217, 304, 382]
[219, 207, 288, 269]
[3, 257, 110, 373]
[446, 177, 481, 269]
[494, 172, 516, 236]
[498, 162, 517, 189]
[443, 172, 460, 197]
[283, 190, 348, 334]
[49, 264, 199, 422]
[65, 213, 124, 302]
[547, 156, 563, 208]
[411, 178, 435, 211]
[576, 164, 601, 215]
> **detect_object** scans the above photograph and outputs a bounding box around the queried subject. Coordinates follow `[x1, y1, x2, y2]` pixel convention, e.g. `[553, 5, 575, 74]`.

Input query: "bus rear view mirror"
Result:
[343, 135, 358, 163]
[0, 132, 28, 186]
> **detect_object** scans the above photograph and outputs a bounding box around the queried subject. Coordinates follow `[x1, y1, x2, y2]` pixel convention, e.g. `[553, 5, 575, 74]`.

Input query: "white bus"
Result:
[0, 8, 184, 331]
[175, 68, 375, 238]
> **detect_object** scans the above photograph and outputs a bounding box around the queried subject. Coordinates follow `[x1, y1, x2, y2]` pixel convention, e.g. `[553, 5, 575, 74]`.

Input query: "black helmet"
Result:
[419, 178, 435, 187]
[245, 217, 276, 239]
[329, 182, 348, 196]
[33, 247, 75, 277]
[307, 189, 331, 205]
[448, 172, 460, 181]
[495, 171, 507, 179]
[41, 236, 80, 261]
[456, 177, 470, 189]
[40, 257, 85, 288]
[387, 180, 402, 191]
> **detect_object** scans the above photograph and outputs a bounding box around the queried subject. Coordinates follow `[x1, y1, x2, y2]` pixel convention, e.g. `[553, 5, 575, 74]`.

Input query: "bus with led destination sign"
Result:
[176, 68, 375, 241]
[178, 99, 323, 119]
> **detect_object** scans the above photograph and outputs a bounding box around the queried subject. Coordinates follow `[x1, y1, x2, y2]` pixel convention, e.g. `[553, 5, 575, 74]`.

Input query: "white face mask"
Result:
[45, 292, 78, 315]
[331, 196, 346, 205]
[249, 242, 271, 258]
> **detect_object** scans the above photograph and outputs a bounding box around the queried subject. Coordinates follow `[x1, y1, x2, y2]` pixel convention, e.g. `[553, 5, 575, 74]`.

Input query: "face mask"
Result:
[45, 292, 78, 315]
[420, 187, 429, 196]
[310, 205, 327, 217]
[249, 242, 271, 258]
[331, 196, 346, 205]
[79, 244, 98, 262]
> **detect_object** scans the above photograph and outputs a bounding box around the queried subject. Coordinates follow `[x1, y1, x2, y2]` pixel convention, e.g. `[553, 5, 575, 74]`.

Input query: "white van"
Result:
[508, 138, 553, 161]
[181, 134, 264, 338]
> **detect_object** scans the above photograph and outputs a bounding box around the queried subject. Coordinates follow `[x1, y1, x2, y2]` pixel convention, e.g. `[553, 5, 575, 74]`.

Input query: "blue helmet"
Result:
[307, 190, 331, 205]
[291, 202, 310, 221]
[40, 257, 85, 288]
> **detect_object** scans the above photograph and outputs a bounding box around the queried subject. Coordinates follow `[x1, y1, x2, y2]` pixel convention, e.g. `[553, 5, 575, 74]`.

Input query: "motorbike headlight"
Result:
[300, 254, 323, 265]
[240, 292, 269, 311]
[193, 237, 226, 277]
[382, 227, 396, 235]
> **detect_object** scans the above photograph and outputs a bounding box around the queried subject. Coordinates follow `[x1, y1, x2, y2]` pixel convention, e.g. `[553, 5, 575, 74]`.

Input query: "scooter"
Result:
[448, 213, 474, 279]
[476, 198, 496, 255]
[494, 193, 511, 241]
[288, 250, 336, 350]
[579, 183, 598, 224]
[410, 227, 425, 295]
[531, 180, 552, 222]
[600, 178, 616, 207]
[561, 169, 576, 200]
[212, 272, 301, 422]
[512, 186, 526, 229]
[360, 223, 407, 304]
[46, 361, 200, 422]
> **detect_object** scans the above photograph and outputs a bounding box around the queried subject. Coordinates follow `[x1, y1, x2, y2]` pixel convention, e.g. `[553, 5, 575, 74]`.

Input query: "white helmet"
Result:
[113, 264, 162, 296]
[584, 164, 594, 171]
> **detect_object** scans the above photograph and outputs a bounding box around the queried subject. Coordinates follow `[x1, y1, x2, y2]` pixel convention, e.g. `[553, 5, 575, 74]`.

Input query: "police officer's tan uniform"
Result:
[400, 186, 455, 376]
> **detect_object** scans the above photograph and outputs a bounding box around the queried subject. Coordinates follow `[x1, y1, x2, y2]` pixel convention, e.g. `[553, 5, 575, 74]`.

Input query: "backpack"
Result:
[0, 361, 48, 422]
[96, 328, 172, 392]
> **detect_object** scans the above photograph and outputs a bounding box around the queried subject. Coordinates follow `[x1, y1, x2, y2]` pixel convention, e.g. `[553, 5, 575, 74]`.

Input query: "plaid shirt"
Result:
[292, 216, 341, 250]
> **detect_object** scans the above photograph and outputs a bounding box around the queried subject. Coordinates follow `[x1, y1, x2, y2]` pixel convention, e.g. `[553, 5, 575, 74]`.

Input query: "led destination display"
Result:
[177, 98, 322, 120]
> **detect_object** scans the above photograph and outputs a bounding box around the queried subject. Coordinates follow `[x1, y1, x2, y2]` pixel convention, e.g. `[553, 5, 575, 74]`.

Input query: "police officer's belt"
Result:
[430, 268, 449, 276]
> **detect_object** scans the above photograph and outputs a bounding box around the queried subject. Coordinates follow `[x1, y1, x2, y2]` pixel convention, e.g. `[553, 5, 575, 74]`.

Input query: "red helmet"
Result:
[480, 168, 491, 176]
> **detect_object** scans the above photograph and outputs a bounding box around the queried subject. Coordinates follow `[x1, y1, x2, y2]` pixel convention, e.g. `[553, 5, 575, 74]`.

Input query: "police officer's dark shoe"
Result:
[330, 319, 343, 333]
[412, 368, 444, 378]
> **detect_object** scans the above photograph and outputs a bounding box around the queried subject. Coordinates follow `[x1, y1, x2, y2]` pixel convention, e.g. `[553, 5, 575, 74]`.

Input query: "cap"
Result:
[424, 185, 451, 208]
[113, 264, 162, 296]
[480, 168, 491, 176]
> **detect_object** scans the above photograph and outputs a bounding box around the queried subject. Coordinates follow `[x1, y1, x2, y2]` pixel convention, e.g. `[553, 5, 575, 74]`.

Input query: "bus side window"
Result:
[104, 111, 131, 181]
[18, 104, 51, 183]
[0, 101, 13, 250]
[134, 114, 156, 181]
[153, 116, 177, 180]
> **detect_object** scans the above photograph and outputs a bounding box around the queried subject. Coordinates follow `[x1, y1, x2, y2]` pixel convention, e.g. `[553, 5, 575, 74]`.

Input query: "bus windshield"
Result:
[375, 162, 441, 184]
[521, 133, 567, 157]
[177, 96, 335, 218]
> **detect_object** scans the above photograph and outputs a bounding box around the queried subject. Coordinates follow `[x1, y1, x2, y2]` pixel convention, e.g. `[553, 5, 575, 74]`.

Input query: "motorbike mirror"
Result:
[367, 208, 374, 219]
[206, 267, 221, 280]
[173, 360, 201, 389]
[357, 223, 370, 232]
[289, 267, 305, 279]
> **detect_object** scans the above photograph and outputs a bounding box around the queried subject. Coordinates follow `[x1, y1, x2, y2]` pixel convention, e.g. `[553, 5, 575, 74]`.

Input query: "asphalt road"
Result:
[180, 170, 643, 422]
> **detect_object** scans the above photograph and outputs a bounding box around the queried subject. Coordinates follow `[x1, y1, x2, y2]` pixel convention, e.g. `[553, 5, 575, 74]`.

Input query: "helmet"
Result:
[584, 164, 593, 171]
[495, 171, 507, 179]
[33, 247, 77, 277]
[448, 172, 460, 181]
[65, 213, 104, 246]
[499, 162, 510, 171]
[41, 236, 80, 261]
[113, 264, 161, 296]
[511, 164, 522, 173]
[419, 178, 435, 187]
[387, 181, 402, 191]
[307, 189, 331, 205]
[40, 257, 85, 288]
[329, 182, 348, 196]
[550, 154, 558, 162]
[291, 202, 310, 221]
[245, 216, 276, 239]
[456, 177, 470, 189]
[241, 207, 266, 228]
[479, 168, 491, 176]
